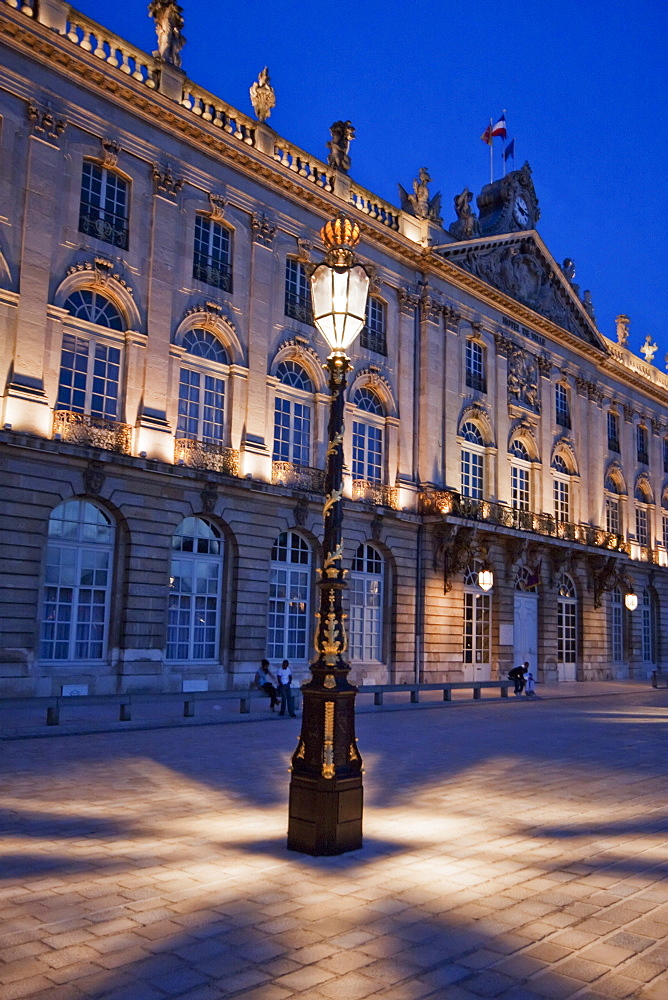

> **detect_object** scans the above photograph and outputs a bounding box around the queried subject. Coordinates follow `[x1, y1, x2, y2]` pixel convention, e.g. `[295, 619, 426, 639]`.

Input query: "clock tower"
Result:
[476, 161, 540, 236]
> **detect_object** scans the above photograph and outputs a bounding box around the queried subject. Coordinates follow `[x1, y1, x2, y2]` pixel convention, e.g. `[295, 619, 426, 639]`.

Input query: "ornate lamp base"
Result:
[288, 775, 363, 856]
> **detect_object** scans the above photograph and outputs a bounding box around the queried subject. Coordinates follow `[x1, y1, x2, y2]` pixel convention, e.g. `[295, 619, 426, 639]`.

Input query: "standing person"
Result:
[525, 670, 536, 697]
[254, 658, 278, 711]
[277, 659, 296, 717]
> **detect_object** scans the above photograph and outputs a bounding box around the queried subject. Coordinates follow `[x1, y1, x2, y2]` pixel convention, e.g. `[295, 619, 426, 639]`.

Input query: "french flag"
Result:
[491, 113, 507, 139]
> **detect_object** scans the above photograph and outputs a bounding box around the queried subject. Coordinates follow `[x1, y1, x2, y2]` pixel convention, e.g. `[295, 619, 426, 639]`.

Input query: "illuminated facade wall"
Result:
[0, 1, 666, 696]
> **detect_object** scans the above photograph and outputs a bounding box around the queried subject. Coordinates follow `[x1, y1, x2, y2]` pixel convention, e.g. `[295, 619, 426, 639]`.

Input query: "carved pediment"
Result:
[439, 234, 605, 350]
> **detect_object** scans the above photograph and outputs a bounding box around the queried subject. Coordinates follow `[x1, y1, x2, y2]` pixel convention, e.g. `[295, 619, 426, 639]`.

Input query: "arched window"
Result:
[177, 329, 229, 445]
[361, 297, 387, 356]
[463, 561, 491, 677]
[167, 518, 223, 661]
[267, 531, 311, 661]
[40, 500, 115, 662]
[604, 471, 623, 535]
[515, 566, 539, 593]
[509, 439, 531, 512]
[57, 291, 125, 420]
[552, 455, 571, 523]
[350, 543, 384, 661]
[610, 587, 624, 663]
[557, 573, 577, 679]
[79, 160, 129, 250]
[641, 589, 656, 663]
[460, 422, 484, 499]
[352, 387, 384, 484]
[193, 215, 232, 292]
[634, 479, 653, 548]
[273, 361, 314, 467]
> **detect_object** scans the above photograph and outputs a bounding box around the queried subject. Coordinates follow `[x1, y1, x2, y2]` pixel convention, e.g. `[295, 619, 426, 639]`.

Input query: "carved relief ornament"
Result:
[152, 163, 184, 197]
[66, 258, 135, 297]
[101, 138, 121, 168]
[251, 212, 276, 246]
[507, 345, 540, 414]
[397, 287, 420, 315]
[27, 102, 67, 143]
[200, 482, 218, 514]
[83, 460, 106, 496]
[208, 193, 227, 221]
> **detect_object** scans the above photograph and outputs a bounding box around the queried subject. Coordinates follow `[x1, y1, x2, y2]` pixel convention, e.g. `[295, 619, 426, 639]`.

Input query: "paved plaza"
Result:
[1, 687, 667, 1000]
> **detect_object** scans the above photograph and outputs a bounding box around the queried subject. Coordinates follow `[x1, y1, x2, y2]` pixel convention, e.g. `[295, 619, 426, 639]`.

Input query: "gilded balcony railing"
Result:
[53, 411, 132, 454]
[419, 490, 629, 554]
[352, 480, 399, 509]
[175, 439, 240, 476]
[65, 10, 157, 87]
[272, 461, 325, 492]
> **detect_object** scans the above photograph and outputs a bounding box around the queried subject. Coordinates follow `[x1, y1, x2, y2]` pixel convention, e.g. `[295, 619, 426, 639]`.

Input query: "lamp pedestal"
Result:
[287, 355, 363, 856]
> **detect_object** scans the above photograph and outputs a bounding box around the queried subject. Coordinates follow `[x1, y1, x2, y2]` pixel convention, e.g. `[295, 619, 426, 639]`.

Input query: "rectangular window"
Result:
[273, 397, 311, 466]
[607, 412, 620, 452]
[56, 333, 120, 419]
[663, 514, 668, 550]
[664, 438, 668, 474]
[284, 259, 313, 325]
[360, 298, 387, 355]
[177, 368, 225, 444]
[511, 465, 530, 511]
[193, 215, 232, 292]
[605, 496, 620, 535]
[636, 506, 649, 547]
[79, 161, 129, 250]
[637, 425, 649, 465]
[352, 421, 383, 483]
[611, 600, 623, 662]
[554, 479, 570, 522]
[465, 340, 486, 393]
[555, 383, 571, 428]
[461, 450, 484, 499]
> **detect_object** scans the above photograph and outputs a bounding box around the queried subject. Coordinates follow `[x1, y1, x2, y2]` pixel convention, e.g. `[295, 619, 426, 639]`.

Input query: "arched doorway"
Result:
[557, 573, 577, 681]
[513, 566, 539, 674]
[463, 561, 491, 682]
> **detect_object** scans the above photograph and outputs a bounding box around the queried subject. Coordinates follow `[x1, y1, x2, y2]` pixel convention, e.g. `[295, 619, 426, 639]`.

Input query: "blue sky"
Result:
[76, 0, 667, 365]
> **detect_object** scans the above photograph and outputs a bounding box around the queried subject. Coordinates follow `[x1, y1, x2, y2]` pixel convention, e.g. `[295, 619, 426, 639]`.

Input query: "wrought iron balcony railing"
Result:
[419, 489, 629, 554]
[284, 294, 314, 326]
[272, 461, 325, 492]
[79, 206, 129, 250]
[53, 410, 132, 454]
[352, 480, 399, 509]
[192, 255, 233, 292]
[175, 439, 240, 477]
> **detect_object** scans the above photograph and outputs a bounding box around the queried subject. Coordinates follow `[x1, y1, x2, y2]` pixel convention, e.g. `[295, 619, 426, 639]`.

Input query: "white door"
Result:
[514, 593, 538, 673]
[557, 597, 577, 680]
[463, 591, 491, 681]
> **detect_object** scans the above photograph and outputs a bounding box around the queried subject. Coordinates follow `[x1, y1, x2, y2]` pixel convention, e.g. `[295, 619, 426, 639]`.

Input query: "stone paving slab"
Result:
[0, 688, 667, 999]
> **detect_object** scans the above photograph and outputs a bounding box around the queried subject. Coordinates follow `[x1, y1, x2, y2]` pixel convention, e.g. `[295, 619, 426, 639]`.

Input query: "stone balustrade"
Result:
[419, 489, 629, 554]
[604, 337, 668, 391]
[53, 410, 132, 454]
[349, 183, 400, 231]
[352, 480, 399, 509]
[174, 439, 240, 477]
[65, 10, 157, 87]
[180, 84, 256, 145]
[4, 0, 35, 16]
[272, 142, 334, 192]
[272, 461, 325, 493]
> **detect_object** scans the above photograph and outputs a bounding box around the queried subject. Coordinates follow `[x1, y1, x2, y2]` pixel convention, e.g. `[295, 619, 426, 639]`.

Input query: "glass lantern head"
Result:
[310, 211, 370, 356]
[624, 590, 638, 611]
[478, 567, 494, 592]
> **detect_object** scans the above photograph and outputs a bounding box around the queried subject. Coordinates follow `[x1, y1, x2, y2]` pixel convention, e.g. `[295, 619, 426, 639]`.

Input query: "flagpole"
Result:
[489, 117, 493, 184]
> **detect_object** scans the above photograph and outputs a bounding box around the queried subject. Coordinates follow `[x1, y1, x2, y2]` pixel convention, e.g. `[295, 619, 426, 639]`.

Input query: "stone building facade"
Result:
[1, 1, 666, 697]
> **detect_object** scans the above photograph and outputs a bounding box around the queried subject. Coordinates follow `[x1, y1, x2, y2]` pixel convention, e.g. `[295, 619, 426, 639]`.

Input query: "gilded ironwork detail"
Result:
[322, 702, 335, 778]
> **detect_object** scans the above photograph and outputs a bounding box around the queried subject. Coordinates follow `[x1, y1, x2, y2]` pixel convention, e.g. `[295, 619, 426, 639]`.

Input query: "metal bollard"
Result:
[119, 702, 131, 721]
[374, 691, 383, 705]
[410, 688, 419, 703]
[46, 704, 59, 726]
[183, 699, 195, 717]
[240, 696, 250, 714]
[443, 688, 452, 701]
[501, 685, 509, 698]
[473, 686, 481, 700]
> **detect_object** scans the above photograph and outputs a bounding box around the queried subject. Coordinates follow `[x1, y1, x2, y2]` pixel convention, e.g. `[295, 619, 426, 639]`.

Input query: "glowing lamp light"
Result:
[310, 212, 370, 356]
[624, 590, 638, 611]
[478, 567, 494, 592]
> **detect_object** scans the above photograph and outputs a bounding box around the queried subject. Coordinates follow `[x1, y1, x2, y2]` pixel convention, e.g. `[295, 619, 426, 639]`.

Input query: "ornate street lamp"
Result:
[478, 566, 494, 592]
[287, 211, 370, 856]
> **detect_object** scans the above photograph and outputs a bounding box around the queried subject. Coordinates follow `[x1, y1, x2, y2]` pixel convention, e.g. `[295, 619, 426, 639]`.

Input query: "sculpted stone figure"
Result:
[615, 314, 630, 346]
[327, 121, 355, 173]
[398, 168, 442, 224]
[640, 334, 658, 364]
[449, 187, 480, 240]
[250, 67, 275, 122]
[507, 347, 540, 413]
[148, 1, 186, 68]
[582, 290, 597, 324]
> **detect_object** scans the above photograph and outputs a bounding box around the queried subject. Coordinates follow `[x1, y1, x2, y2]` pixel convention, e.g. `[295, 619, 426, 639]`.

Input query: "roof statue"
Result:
[249, 67, 275, 123]
[449, 187, 480, 240]
[398, 168, 442, 225]
[582, 290, 597, 325]
[327, 121, 355, 173]
[148, 1, 186, 69]
[615, 314, 630, 346]
[640, 334, 658, 365]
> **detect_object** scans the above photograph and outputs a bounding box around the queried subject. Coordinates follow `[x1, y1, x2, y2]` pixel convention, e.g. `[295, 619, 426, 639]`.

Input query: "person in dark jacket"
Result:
[508, 661, 529, 696]
[254, 659, 279, 710]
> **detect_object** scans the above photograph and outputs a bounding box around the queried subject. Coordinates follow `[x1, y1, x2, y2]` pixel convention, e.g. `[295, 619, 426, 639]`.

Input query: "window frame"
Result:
[79, 159, 129, 251]
[360, 296, 387, 356]
[176, 329, 230, 446]
[607, 411, 620, 453]
[465, 338, 487, 394]
[284, 258, 313, 326]
[349, 543, 384, 662]
[272, 360, 314, 468]
[56, 291, 126, 421]
[460, 421, 485, 500]
[637, 424, 649, 465]
[555, 382, 571, 429]
[192, 214, 233, 293]
[167, 517, 224, 663]
[267, 530, 312, 662]
[351, 387, 385, 485]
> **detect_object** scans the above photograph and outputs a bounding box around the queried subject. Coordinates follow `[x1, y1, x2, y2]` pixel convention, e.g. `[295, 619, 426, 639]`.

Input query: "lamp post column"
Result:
[287, 351, 363, 856]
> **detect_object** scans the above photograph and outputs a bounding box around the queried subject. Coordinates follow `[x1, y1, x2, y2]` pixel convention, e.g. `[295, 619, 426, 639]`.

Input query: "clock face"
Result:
[513, 195, 531, 228]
